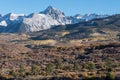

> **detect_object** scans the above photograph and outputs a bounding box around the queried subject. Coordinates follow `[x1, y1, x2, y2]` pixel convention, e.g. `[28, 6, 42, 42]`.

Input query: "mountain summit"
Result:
[40, 6, 65, 18]
[40, 6, 70, 24]
[0, 6, 108, 33]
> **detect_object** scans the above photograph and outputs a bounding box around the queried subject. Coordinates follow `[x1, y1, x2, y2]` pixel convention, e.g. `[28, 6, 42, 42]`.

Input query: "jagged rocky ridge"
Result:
[0, 6, 108, 33]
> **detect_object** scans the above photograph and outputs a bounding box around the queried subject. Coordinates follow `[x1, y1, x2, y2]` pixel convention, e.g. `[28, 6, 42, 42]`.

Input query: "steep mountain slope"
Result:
[19, 13, 58, 33]
[30, 14, 120, 41]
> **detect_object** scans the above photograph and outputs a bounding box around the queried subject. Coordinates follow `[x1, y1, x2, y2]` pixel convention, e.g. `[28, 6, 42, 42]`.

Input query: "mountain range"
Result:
[0, 6, 108, 33]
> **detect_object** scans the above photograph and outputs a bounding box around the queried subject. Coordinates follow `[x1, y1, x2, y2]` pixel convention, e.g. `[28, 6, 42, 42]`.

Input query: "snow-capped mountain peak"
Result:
[45, 6, 56, 11]
[40, 6, 70, 24]
[3, 13, 25, 21]
[40, 6, 65, 19]
[74, 14, 83, 19]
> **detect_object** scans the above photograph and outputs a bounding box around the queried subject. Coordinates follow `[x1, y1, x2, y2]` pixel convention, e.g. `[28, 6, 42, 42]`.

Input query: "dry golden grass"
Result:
[30, 39, 57, 46]
[63, 72, 78, 79]
[61, 31, 70, 36]
[69, 40, 83, 46]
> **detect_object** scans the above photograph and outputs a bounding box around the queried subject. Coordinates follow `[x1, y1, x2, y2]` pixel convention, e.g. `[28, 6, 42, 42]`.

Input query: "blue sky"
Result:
[0, 0, 120, 16]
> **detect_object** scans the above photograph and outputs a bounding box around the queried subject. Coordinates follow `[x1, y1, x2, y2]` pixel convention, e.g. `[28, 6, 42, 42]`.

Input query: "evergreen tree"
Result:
[31, 65, 40, 75]
[45, 62, 54, 75]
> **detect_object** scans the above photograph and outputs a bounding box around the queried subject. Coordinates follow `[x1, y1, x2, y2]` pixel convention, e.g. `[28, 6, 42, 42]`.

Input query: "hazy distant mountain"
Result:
[68, 14, 108, 24]
[0, 6, 108, 33]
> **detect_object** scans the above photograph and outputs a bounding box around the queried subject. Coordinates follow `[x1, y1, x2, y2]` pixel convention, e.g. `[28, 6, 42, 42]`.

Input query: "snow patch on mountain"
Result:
[0, 20, 7, 26]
